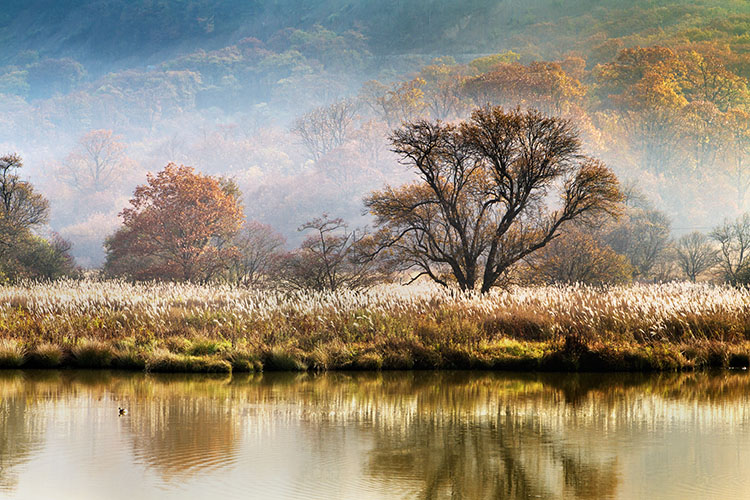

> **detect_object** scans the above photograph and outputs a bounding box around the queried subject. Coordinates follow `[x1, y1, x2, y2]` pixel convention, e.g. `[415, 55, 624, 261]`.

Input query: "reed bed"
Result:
[1, 279, 750, 372]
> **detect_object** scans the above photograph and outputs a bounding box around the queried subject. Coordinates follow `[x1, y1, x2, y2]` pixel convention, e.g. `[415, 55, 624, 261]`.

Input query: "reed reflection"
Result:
[1, 370, 750, 499]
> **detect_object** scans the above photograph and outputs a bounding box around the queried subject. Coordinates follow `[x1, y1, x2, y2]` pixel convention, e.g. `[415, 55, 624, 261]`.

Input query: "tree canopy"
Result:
[366, 106, 623, 293]
[105, 163, 244, 281]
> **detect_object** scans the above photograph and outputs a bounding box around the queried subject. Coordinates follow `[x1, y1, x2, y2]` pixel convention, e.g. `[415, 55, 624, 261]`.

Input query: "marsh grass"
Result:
[72, 339, 115, 368]
[3, 280, 750, 372]
[27, 343, 64, 368]
[0, 339, 25, 368]
[146, 350, 232, 373]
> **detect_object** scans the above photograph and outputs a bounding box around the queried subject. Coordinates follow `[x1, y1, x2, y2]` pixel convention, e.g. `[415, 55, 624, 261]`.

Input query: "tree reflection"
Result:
[0, 370, 750, 498]
[121, 374, 241, 480]
[0, 371, 53, 492]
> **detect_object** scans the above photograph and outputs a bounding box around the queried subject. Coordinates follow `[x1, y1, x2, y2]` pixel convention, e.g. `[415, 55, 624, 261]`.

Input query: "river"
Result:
[1, 370, 749, 499]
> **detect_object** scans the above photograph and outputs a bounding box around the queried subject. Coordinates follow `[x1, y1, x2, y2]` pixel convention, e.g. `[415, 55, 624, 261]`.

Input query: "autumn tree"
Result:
[723, 108, 750, 208]
[417, 57, 470, 120]
[360, 79, 426, 128]
[605, 193, 672, 281]
[0, 154, 48, 244]
[595, 46, 686, 174]
[366, 106, 623, 293]
[0, 154, 75, 281]
[462, 61, 585, 116]
[524, 226, 632, 285]
[60, 129, 129, 192]
[104, 164, 244, 281]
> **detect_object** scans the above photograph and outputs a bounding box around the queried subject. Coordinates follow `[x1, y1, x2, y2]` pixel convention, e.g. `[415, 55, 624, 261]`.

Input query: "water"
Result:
[1, 370, 750, 499]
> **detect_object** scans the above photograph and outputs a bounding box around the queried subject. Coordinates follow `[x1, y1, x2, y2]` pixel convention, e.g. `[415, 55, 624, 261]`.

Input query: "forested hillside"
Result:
[5, 1, 750, 71]
[4, 0, 750, 272]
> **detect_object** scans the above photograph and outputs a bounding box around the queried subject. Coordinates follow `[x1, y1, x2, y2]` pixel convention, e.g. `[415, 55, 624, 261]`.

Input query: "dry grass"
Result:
[1, 279, 750, 372]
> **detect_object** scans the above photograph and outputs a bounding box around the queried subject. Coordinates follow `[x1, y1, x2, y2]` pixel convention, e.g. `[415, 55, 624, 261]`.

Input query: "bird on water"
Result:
[118, 407, 127, 416]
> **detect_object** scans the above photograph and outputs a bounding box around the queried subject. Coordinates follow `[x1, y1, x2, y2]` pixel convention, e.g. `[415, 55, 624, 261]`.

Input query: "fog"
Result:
[1, 0, 747, 267]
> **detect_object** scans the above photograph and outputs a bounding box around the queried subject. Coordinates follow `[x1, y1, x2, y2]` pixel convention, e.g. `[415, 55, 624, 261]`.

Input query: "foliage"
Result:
[0, 154, 75, 281]
[104, 164, 244, 281]
[524, 226, 633, 285]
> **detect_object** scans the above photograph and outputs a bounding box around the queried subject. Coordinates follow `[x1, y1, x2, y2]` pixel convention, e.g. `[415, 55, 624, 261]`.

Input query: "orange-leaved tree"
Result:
[104, 163, 244, 281]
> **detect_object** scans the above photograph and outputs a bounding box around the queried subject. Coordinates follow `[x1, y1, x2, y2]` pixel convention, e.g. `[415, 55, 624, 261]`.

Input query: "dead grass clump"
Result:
[263, 346, 308, 371]
[0, 339, 26, 368]
[72, 339, 115, 368]
[28, 343, 64, 368]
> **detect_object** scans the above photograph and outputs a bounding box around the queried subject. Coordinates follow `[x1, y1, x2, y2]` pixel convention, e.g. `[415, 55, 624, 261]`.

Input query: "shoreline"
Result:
[4, 280, 750, 373]
[1, 335, 749, 373]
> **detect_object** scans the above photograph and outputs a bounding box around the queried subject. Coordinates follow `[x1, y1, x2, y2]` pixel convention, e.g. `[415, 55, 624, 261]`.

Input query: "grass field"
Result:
[1, 280, 749, 372]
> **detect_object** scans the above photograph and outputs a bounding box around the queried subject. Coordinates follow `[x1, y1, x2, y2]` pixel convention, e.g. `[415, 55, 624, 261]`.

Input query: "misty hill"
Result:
[4, 0, 750, 74]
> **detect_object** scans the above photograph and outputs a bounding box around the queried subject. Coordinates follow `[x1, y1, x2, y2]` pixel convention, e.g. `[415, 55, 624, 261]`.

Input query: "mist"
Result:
[1, 0, 748, 267]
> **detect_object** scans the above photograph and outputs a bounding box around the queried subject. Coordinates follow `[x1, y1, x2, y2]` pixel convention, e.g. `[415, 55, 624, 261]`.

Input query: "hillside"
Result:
[4, 0, 750, 74]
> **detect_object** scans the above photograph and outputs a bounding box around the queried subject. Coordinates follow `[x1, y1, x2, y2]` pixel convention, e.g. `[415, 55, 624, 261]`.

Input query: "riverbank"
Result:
[2, 280, 750, 373]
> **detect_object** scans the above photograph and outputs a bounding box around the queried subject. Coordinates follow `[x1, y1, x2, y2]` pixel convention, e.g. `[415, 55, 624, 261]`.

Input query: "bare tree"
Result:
[60, 129, 128, 192]
[710, 213, 750, 284]
[292, 99, 359, 161]
[675, 232, 717, 282]
[607, 207, 671, 280]
[366, 106, 623, 293]
[279, 215, 388, 291]
[229, 221, 285, 286]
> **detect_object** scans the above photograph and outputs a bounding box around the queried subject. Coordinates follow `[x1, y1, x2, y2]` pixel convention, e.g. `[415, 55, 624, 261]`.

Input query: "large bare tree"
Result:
[365, 106, 623, 293]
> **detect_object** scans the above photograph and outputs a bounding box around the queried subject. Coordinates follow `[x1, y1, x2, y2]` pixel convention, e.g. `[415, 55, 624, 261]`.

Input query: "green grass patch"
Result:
[146, 350, 232, 373]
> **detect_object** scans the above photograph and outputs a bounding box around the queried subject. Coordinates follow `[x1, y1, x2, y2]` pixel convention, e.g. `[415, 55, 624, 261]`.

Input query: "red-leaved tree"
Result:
[104, 163, 244, 281]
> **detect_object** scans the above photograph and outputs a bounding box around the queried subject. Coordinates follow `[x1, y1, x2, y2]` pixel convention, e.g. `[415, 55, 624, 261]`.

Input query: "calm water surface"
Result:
[1, 369, 750, 499]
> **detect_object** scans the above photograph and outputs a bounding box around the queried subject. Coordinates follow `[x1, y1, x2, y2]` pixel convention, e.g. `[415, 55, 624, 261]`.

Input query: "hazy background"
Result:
[1, 0, 747, 266]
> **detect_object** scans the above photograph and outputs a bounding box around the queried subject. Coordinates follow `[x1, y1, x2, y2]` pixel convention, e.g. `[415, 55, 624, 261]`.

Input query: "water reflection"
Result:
[0, 370, 749, 499]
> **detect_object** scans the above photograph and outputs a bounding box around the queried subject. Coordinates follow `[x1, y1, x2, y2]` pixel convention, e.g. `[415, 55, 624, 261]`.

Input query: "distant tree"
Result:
[723, 108, 750, 208]
[60, 130, 128, 192]
[710, 213, 750, 284]
[595, 46, 686, 174]
[417, 57, 470, 120]
[366, 106, 623, 293]
[104, 164, 244, 281]
[675, 232, 717, 282]
[606, 204, 672, 280]
[292, 99, 358, 160]
[462, 60, 585, 115]
[279, 215, 388, 291]
[25, 57, 85, 99]
[228, 221, 285, 286]
[524, 226, 632, 285]
[360, 79, 426, 128]
[467, 51, 520, 75]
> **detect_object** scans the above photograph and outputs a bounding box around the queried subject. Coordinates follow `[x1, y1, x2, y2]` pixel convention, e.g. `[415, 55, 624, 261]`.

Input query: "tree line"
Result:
[4, 104, 747, 290]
